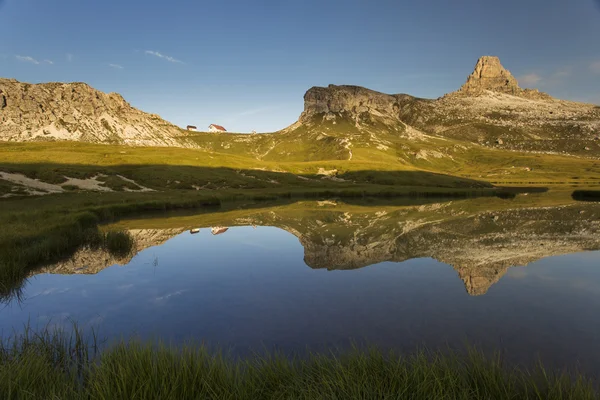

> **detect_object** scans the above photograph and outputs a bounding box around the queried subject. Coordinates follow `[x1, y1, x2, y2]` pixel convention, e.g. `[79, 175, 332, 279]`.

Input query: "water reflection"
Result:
[26, 197, 600, 296]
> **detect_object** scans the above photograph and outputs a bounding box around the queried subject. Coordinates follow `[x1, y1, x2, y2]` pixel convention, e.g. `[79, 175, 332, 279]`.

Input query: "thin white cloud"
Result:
[66, 53, 74, 62]
[44, 59, 54, 65]
[108, 63, 124, 69]
[16, 55, 40, 64]
[238, 106, 278, 117]
[552, 67, 571, 78]
[145, 50, 184, 64]
[517, 73, 542, 87]
[118, 283, 134, 290]
[154, 289, 187, 303]
[590, 61, 600, 74]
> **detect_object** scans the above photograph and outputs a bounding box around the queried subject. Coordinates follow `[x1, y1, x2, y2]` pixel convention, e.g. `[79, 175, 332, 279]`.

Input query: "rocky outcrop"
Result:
[453, 56, 552, 100]
[0, 78, 195, 147]
[459, 56, 521, 95]
[300, 85, 412, 125]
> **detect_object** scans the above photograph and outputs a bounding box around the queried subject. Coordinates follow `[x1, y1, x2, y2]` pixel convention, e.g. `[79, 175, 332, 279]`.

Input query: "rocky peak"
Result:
[459, 56, 520, 95]
[454, 56, 552, 100]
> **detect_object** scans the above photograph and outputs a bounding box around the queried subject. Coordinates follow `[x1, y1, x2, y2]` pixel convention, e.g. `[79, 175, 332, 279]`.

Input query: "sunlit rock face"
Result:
[0, 78, 194, 147]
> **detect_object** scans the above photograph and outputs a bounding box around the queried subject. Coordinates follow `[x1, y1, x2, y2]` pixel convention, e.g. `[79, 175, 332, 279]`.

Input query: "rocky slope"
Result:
[0, 78, 194, 147]
[292, 56, 600, 157]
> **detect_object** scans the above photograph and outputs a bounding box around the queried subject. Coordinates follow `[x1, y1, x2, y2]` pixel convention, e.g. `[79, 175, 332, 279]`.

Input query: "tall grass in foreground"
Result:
[0, 326, 597, 400]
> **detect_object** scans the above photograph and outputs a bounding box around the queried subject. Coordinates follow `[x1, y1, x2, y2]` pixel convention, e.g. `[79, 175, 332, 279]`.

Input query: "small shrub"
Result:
[104, 231, 134, 258]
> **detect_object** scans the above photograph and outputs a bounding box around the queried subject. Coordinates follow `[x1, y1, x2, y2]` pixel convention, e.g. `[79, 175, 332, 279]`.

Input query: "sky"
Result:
[1, 0, 600, 133]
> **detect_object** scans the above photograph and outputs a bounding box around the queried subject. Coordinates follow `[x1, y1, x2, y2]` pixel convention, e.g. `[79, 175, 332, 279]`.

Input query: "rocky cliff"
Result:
[293, 56, 600, 156]
[0, 78, 194, 147]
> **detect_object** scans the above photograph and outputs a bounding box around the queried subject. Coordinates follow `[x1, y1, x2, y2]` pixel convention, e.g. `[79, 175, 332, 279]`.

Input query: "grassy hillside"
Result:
[2, 126, 600, 195]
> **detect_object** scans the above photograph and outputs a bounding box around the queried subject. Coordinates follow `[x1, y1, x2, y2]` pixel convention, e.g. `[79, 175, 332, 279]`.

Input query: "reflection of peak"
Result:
[294, 204, 600, 295]
[455, 265, 509, 296]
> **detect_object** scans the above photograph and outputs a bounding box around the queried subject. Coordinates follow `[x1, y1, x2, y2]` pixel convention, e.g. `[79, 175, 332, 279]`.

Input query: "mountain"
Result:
[0, 78, 195, 147]
[3, 56, 598, 159]
[288, 56, 600, 157]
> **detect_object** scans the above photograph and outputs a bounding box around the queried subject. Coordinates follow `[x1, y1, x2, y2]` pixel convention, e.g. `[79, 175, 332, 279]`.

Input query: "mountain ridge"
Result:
[0, 77, 195, 147]
[1, 56, 599, 159]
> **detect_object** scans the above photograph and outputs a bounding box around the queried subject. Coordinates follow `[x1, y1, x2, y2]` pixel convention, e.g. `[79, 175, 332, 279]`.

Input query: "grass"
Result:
[103, 230, 135, 258]
[2, 138, 600, 190]
[0, 325, 597, 399]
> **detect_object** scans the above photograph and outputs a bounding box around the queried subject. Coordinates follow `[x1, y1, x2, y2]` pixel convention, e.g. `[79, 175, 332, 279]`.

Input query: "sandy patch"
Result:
[0, 171, 162, 195]
[62, 176, 113, 191]
[0, 172, 64, 193]
[116, 175, 154, 192]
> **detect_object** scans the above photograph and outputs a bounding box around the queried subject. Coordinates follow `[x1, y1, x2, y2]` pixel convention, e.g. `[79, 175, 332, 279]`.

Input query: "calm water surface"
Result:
[2, 201, 600, 374]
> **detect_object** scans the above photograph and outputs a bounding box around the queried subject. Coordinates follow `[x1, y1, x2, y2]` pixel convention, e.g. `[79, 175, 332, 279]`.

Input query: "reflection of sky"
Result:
[1, 226, 600, 374]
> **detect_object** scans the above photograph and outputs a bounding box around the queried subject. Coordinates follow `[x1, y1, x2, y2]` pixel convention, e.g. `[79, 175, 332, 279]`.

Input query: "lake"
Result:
[2, 195, 600, 374]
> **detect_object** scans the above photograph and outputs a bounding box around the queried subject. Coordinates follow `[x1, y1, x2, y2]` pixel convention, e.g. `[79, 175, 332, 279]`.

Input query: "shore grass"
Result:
[0, 326, 597, 399]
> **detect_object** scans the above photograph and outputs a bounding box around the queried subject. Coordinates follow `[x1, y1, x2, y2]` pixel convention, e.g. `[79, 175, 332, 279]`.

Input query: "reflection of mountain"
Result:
[34, 229, 185, 275]
[33, 199, 600, 296]
[296, 206, 600, 295]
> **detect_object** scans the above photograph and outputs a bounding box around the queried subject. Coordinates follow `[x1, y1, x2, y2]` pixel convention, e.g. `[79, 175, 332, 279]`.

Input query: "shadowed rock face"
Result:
[300, 84, 412, 126]
[0, 78, 194, 147]
[30, 201, 600, 296]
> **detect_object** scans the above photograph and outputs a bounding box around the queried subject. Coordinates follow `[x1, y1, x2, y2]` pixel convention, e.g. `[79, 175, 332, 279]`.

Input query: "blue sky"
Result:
[1, 0, 599, 133]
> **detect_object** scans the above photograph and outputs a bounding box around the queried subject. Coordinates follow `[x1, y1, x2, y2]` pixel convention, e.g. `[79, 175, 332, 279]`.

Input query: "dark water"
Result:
[2, 200, 600, 374]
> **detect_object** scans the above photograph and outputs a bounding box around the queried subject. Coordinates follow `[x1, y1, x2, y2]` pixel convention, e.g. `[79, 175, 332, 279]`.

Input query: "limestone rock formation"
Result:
[300, 84, 410, 125]
[453, 56, 552, 100]
[0, 78, 195, 147]
[459, 56, 520, 95]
